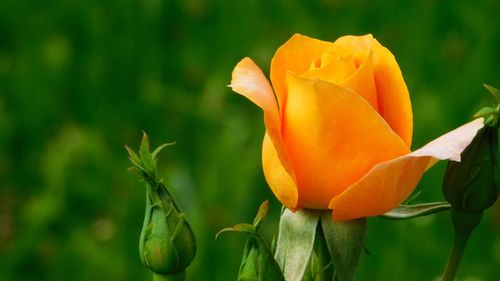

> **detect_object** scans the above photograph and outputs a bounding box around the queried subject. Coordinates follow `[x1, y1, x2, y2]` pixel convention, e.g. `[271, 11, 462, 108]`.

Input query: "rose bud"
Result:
[126, 133, 196, 278]
[230, 34, 484, 220]
[217, 201, 285, 281]
[443, 119, 499, 212]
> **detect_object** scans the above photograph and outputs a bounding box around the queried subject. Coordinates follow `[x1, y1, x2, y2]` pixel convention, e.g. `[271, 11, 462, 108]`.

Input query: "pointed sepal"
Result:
[381, 202, 451, 220]
[274, 209, 320, 281]
[321, 214, 367, 281]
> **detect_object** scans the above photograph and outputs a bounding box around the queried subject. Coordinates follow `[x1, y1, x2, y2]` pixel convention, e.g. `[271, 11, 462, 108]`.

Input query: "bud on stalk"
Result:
[440, 84, 500, 281]
[217, 201, 285, 281]
[442, 125, 499, 212]
[126, 133, 196, 281]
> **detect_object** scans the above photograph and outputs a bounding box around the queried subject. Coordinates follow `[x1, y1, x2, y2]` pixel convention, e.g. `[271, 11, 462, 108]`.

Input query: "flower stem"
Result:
[153, 272, 186, 281]
[441, 210, 482, 281]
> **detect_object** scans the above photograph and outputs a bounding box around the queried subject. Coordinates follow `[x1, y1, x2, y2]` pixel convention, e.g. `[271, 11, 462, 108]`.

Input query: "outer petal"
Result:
[283, 73, 410, 209]
[230, 57, 299, 208]
[329, 118, 485, 221]
[262, 133, 299, 209]
[335, 35, 413, 147]
[270, 34, 339, 107]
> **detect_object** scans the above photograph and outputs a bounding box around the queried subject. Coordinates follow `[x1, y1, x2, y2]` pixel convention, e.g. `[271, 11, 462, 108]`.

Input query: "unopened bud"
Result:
[443, 123, 499, 212]
[139, 182, 196, 274]
[217, 201, 285, 281]
[126, 133, 196, 276]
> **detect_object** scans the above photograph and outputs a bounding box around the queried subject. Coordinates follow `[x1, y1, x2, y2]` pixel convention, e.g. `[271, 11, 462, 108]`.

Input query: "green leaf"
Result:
[321, 214, 367, 281]
[275, 208, 320, 281]
[484, 84, 500, 101]
[381, 202, 451, 220]
[253, 200, 269, 228]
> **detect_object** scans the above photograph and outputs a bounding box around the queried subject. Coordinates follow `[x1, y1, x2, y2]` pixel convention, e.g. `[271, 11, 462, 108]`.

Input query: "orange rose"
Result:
[230, 34, 483, 220]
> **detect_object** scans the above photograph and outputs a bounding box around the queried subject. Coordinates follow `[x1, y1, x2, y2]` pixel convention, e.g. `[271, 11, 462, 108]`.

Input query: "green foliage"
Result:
[1, 1, 500, 280]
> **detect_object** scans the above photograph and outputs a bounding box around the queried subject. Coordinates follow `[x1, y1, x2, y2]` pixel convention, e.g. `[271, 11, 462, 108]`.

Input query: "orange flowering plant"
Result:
[230, 34, 483, 221]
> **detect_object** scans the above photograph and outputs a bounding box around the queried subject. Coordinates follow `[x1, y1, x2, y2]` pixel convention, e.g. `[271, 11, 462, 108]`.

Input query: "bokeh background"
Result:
[1, 0, 499, 280]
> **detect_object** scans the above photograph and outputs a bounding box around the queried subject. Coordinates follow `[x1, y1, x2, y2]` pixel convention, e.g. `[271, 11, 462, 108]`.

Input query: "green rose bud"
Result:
[126, 133, 196, 278]
[443, 85, 500, 213]
[442, 124, 499, 212]
[139, 181, 196, 274]
[217, 201, 285, 281]
[237, 233, 284, 281]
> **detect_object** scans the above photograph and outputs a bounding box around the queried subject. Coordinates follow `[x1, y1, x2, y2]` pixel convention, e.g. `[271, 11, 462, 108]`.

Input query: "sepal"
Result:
[381, 202, 451, 220]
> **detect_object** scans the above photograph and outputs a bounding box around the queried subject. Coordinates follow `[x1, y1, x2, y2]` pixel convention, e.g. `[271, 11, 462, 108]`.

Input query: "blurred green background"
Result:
[1, 0, 499, 280]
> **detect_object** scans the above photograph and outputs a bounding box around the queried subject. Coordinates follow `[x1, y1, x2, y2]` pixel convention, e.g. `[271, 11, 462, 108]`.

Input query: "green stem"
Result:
[441, 210, 482, 281]
[153, 272, 185, 281]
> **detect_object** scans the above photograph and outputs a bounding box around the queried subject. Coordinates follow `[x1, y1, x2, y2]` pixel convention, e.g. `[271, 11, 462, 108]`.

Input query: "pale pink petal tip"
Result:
[411, 118, 484, 162]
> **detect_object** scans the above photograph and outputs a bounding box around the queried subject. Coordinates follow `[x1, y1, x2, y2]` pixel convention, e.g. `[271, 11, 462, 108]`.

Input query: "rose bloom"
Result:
[230, 34, 483, 220]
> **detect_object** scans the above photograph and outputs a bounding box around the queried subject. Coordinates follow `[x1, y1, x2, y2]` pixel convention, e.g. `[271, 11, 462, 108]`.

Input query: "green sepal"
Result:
[474, 107, 497, 119]
[252, 200, 269, 228]
[321, 214, 367, 281]
[152, 142, 176, 160]
[216, 223, 256, 239]
[139, 132, 157, 177]
[381, 202, 451, 220]
[125, 144, 142, 168]
[275, 209, 320, 281]
[216, 201, 270, 240]
[483, 84, 500, 101]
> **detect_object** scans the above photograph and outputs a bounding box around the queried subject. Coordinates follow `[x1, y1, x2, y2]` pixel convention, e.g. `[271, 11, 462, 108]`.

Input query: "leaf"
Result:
[274, 208, 320, 281]
[381, 202, 451, 220]
[321, 214, 367, 281]
[483, 84, 500, 101]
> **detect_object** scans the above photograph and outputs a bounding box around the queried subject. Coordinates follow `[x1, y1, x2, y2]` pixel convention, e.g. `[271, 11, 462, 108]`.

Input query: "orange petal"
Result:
[335, 35, 413, 147]
[341, 51, 378, 111]
[329, 118, 485, 221]
[262, 133, 299, 209]
[282, 73, 410, 210]
[230, 57, 299, 209]
[271, 34, 339, 107]
[302, 52, 358, 85]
